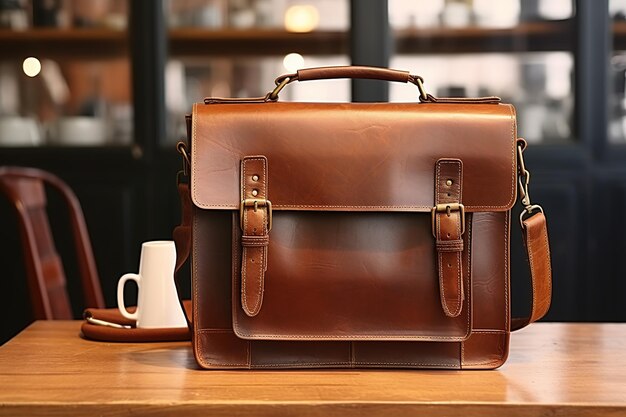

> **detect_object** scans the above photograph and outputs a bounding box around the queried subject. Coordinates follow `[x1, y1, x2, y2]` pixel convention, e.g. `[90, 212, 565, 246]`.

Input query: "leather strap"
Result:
[511, 211, 552, 331]
[433, 159, 464, 318]
[173, 182, 192, 328]
[239, 156, 270, 317]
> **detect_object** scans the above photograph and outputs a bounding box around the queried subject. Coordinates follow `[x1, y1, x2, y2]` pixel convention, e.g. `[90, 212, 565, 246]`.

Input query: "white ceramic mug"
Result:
[117, 241, 187, 328]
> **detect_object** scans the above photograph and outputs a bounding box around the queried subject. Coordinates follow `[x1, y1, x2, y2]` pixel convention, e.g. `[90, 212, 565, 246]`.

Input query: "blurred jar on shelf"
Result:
[44, 58, 132, 146]
[611, 0, 626, 143]
[610, 55, 626, 143]
[70, 0, 127, 29]
[0, 115, 42, 146]
[167, 0, 226, 29]
[0, 56, 133, 147]
[0, 0, 29, 29]
[390, 0, 572, 30]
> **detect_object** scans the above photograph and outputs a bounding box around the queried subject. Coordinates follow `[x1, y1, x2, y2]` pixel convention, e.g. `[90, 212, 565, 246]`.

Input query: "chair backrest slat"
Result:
[0, 167, 105, 320]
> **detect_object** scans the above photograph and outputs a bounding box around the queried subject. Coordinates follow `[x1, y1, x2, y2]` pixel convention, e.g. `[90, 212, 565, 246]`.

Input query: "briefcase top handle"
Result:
[203, 66, 500, 105]
[271, 66, 428, 101]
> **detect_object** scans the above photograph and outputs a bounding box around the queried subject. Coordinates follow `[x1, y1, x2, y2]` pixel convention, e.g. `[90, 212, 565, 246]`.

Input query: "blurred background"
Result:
[0, 0, 624, 343]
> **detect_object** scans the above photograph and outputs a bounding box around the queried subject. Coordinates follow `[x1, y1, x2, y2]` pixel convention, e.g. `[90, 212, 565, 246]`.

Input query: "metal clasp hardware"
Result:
[240, 198, 273, 231]
[176, 141, 190, 185]
[520, 204, 544, 229]
[517, 145, 532, 207]
[517, 144, 545, 228]
[411, 75, 429, 102]
[431, 203, 465, 238]
[269, 76, 291, 101]
[176, 141, 190, 175]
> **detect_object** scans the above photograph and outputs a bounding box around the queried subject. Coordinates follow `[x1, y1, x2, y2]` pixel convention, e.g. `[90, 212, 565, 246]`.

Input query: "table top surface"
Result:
[0, 322, 625, 417]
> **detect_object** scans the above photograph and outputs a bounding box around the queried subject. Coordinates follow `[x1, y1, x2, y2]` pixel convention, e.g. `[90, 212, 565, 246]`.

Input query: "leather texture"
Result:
[190, 103, 517, 212]
[179, 66, 552, 370]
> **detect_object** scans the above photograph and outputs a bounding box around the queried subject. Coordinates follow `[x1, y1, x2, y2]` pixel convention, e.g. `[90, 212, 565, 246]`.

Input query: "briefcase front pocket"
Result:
[231, 210, 472, 342]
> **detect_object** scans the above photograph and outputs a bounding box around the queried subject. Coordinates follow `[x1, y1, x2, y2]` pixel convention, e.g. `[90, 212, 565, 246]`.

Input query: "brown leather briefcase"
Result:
[174, 66, 552, 370]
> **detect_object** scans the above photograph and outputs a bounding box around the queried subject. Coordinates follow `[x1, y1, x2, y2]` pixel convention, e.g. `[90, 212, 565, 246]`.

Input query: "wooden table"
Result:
[0, 322, 625, 416]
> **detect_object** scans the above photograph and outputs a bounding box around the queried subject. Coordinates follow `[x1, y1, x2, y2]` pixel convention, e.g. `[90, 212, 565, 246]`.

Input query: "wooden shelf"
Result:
[0, 22, 579, 60]
[0, 28, 128, 59]
[395, 21, 574, 54]
[169, 29, 347, 57]
[169, 23, 574, 57]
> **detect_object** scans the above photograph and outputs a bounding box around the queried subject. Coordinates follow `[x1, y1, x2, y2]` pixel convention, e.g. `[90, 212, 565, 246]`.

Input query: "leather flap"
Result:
[191, 102, 516, 212]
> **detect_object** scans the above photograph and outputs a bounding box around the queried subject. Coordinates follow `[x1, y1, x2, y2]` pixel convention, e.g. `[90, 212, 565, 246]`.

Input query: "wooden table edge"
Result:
[1, 401, 624, 417]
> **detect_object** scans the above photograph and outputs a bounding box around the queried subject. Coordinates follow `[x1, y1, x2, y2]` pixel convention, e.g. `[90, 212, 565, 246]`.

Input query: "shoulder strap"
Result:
[510, 139, 552, 331]
[511, 211, 552, 331]
[173, 181, 192, 328]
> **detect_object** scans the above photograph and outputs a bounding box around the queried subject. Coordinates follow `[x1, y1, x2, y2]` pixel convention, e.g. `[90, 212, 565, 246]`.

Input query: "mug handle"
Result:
[117, 273, 140, 321]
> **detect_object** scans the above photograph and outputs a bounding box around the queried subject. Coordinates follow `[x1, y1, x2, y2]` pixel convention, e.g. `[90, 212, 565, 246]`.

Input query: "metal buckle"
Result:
[431, 203, 465, 238]
[240, 198, 273, 231]
[517, 143, 545, 229]
[520, 204, 544, 229]
[176, 142, 190, 172]
[517, 144, 532, 206]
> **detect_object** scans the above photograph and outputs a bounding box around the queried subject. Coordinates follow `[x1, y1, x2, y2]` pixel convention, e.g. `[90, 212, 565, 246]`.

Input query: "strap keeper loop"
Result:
[241, 235, 270, 247]
[436, 239, 464, 252]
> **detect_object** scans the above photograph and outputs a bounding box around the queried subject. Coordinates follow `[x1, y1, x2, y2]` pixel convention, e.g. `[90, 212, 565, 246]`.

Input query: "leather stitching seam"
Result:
[542, 220, 553, 305]
[524, 221, 537, 323]
[231, 334, 470, 340]
[505, 213, 510, 330]
[471, 330, 507, 334]
[249, 362, 459, 368]
[453, 160, 463, 316]
[461, 213, 473, 367]
[240, 158, 250, 315]
[435, 162, 449, 316]
[196, 203, 513, 210]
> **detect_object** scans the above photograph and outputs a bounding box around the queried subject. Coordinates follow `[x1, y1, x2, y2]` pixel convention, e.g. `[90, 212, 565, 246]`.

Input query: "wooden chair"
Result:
[0, 166, 105, 319]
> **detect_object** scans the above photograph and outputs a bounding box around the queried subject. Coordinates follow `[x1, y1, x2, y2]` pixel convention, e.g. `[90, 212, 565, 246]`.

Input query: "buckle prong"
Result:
[431, 203, 465, 238]
[240, 199, 272, 231]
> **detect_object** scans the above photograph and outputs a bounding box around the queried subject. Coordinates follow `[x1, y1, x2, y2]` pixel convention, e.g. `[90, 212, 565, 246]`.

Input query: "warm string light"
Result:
[22, 57, 41, 77]
[283, 53, 305, 73]
[284, 5, 319, 33]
